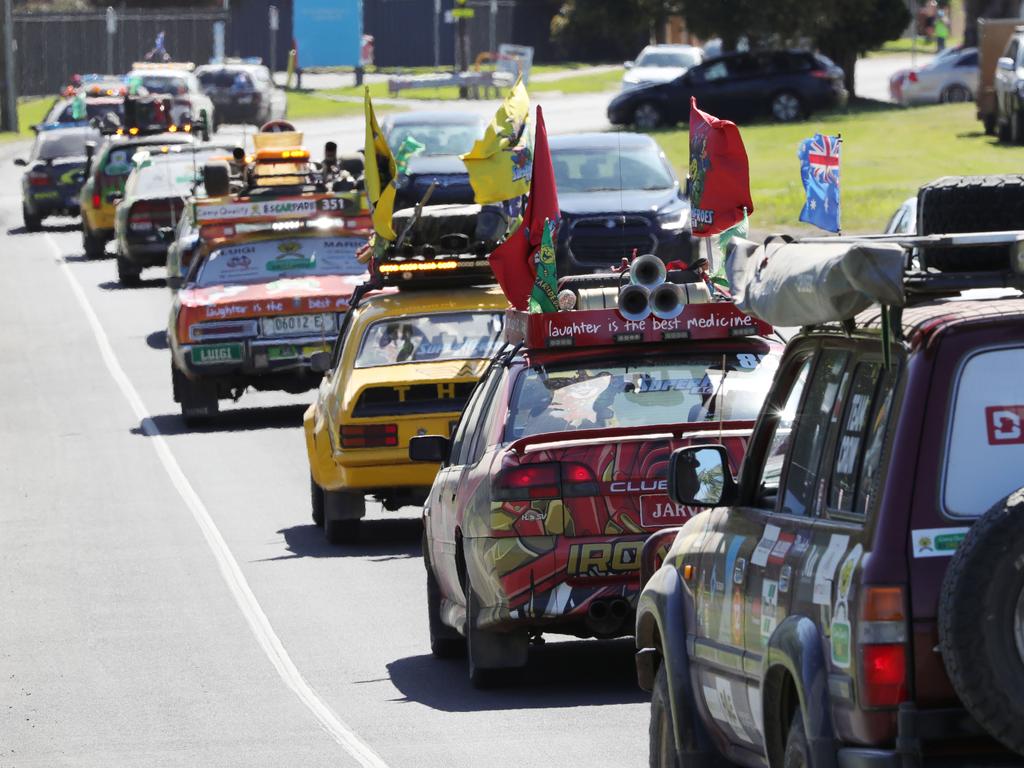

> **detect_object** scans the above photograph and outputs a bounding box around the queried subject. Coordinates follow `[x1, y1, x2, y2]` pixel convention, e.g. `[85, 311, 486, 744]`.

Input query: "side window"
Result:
[856, 367, 899, 516]
[450, 364, 501, 466]
[956, 51, 978, 68]
[780, 349, 850, 517]
[755, 356, 812, 509]
[462, 366, 508, 466]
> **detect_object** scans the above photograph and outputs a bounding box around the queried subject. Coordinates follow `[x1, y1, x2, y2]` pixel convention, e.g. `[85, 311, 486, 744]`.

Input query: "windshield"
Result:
[636, 49, 701, 68]
[34, 131, 92, 160]
[56, 100, 123, 123]
[505, 353, 777, 440]
[551, 145, 675, 193]
[355, 312, 504, 368]
[133, 155, 216, 196]
[199, 69, 253, 89]
[385, 121, 483, 157]
[135, 75, 189, 95]
[194, 236, 368, 287]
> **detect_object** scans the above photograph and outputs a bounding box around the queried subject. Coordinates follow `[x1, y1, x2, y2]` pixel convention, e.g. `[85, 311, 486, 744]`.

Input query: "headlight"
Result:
[657, 206, 690, 232]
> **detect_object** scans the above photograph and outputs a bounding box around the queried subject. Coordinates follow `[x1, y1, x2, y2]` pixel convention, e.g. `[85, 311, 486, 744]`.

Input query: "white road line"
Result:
[47, 235, 390, 768]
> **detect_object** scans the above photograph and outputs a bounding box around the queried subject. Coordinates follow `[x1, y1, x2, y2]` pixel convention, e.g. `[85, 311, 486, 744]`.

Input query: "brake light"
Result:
[908, 71, 918, 83]
[810, 69, 831, 79]
[858, 586, 909, 708]
[340, 423, 398, 448]
[562, 462, 599, 496]
[92, 191, 101, 209]
[493, 463, 560, 501]
[862, 645, 907, 707]
[27, 171, 50, 187]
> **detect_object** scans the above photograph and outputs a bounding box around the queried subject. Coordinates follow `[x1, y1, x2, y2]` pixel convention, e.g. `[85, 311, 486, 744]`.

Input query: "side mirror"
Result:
[31, 124, 41, 133]
[309, 350, 331, 374]
[85, 141, 96, 160]
[409, 434, 449, 463]
[668, 445, 736, 507]
[166, 275, 183, 290]
[998, 56, 1015, 71]
[13, 158, 26, 166]
[624, 60, 634, 69]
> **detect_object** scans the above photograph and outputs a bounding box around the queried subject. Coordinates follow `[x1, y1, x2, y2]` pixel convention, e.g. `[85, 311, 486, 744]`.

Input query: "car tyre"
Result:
[116, 252, 142, 287]
[633, 102, 663, 131]
[323, 489, 365, 545]
[782, 710, 811, 768]
[983, 114, 996, 135]
[938, 487, 1024, 755]
[425, 538, 465, 659]
[172, 364, 219, 426]
[22, 204, 42, 232]
[940, 84, 971, 103]
[771, 91, 804, 123]
[465, 578, 528, 688]
[310, 475, 325, 527]
[82, 226, 106, 259]
[998, 115, 1012, 142]
[1012, 111, 1024, 144]
[649, 664, 681, 768]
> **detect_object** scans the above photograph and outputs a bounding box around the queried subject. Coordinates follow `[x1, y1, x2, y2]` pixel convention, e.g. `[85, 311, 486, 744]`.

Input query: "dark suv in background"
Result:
[196, 62, 287, 128]
[608, 50, 847, 129]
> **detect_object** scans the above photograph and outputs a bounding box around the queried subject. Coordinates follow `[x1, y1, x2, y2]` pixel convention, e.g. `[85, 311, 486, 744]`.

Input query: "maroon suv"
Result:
[636, 235, 1024, 766]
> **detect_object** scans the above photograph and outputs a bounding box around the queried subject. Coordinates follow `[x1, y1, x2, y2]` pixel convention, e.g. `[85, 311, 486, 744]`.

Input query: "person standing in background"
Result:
[935, 9, 950, 51]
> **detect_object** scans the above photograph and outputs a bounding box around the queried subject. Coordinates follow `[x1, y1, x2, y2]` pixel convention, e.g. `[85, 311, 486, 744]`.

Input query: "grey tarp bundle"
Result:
[726, 236, 907, 326]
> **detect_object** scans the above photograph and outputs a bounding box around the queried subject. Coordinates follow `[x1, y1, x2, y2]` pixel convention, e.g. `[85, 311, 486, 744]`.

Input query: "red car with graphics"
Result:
[409, 301, 781, 686]
[168, 193, 370, 423]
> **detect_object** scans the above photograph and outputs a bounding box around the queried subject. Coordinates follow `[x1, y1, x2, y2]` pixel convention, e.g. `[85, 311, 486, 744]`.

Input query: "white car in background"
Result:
[622, 44, 703, 89]
[897, 46, 979, 105]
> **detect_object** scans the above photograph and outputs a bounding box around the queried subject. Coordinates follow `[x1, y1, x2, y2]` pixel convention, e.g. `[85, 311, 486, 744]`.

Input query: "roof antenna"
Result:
[617, 127, 626, 262]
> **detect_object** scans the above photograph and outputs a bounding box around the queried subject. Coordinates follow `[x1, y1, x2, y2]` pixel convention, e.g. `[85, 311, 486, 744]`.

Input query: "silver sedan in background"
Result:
[897, 47, 978, 105]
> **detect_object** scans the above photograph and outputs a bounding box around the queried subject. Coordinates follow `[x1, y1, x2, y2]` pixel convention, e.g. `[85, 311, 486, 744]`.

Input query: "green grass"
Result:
[284, 90, 401, 120]
[652, 101, 1023, 234]
[530, 67, 623, 94]
[0, 96, 58, 143]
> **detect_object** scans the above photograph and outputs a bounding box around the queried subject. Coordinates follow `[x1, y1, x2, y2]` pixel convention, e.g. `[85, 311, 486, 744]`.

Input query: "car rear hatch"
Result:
[126, 195, 184, 244]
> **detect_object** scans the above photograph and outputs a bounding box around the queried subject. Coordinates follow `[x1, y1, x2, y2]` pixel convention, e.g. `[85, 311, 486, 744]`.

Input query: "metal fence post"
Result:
[2, 0, 16, 132]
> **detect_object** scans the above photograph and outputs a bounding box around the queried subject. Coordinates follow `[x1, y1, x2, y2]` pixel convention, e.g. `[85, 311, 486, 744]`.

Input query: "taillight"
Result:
[908, 71, 918, 83]
[492, 463, 561, 501]
[810, 69, 831, 79]
[91, 191, 101, 209]
[27, 171, 50, 187]
[340, 423, 398, 448]
[562, 462, 599, 496]
[859, 586, 909, 708]
[188, 319, 258, 341]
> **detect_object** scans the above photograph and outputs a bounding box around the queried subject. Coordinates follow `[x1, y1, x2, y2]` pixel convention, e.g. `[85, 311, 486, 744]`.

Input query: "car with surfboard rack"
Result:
[406, 252, 783, 687]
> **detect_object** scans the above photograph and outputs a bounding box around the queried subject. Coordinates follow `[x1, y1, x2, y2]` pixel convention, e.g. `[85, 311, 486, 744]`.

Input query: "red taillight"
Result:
[908, 71, 918, 83]
[28, 171, 50, 187]
[340, 423, 398, 448]
[810, 69, 831, 79]
[862, 645, 907, 707]
[561, 462, 599, 496]
[493, 463, 561, 501]
[91, 192, 101, 209]
[129, 201, 176, 230]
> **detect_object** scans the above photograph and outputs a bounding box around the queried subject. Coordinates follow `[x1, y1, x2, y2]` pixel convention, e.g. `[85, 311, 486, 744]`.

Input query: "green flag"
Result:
[394, 136, 425, 176]
[714, 207, 749, 289]
[70, 94, 87, 121]
[528, 219, 558, 313]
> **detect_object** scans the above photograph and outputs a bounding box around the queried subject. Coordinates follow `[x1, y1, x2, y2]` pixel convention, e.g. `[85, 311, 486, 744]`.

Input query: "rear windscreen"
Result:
[195, 237, 367, 287]
[355, 312, 504, 368]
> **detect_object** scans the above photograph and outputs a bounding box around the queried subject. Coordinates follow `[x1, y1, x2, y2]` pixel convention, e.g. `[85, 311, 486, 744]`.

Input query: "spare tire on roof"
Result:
[337, 152, 364, 178]
[938, 487, 1024, 756]
[202, 160, 231, 198]
[392, 203, 482, 251]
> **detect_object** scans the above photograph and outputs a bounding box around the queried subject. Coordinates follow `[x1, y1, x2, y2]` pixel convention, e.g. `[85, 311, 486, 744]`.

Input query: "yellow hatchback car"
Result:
[305, 284, 508, 544]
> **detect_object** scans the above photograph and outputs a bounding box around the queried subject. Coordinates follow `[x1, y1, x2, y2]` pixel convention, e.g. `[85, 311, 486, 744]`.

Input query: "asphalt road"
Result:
[0, 111, 648, 766]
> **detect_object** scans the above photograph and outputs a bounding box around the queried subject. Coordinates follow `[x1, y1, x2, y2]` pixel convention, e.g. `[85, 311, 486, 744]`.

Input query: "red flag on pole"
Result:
[688, 97, 753, 237]
[489, 104, 559, 310]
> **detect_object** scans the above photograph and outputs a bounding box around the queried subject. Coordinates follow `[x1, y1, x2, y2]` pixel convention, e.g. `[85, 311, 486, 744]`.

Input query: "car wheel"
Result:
[310, 475, 324, 527]
[1012, 111, 1024, 144]
[649, 664, 681, 768]
[782, 710, 811, 768]
[425, 537, 465, 658]
[941, 84, 971, 103]
[82, 227, 106, 259]
[22, 204, 42, 232]
[116, 252, 142, 287]
[465, 578, 528, 688]
[984, 114, 997, 135]
[771, 91, 804, 123]
[939, 487, 1024, 755]
[323, 489, 365, 545]
[998, 115, 1012, 142]
[172, 364, 219, 426]
[633, 102, 663, 131]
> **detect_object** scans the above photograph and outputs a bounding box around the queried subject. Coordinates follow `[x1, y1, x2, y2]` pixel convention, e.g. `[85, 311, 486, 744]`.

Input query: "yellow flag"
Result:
[364, 87, 397, 241]
[461, 77, 532, 205]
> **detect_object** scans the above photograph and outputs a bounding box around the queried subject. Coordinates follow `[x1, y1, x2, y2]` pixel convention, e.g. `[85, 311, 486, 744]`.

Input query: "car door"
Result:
[689, 349, 814, 757]
[689, 57, 736, 117]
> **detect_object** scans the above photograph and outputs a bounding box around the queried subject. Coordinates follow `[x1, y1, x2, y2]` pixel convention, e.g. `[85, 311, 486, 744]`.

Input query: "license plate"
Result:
[191, 343, 243, 365]
[260, 313, 336, 338]
[639, 495, 698, 528]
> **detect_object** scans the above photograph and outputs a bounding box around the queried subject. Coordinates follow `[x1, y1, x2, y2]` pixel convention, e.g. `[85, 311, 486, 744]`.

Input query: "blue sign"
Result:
[294, 0, 362, 68]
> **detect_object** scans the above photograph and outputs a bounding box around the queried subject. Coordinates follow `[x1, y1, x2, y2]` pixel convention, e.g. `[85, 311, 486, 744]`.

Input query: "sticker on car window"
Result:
[986, 405, 1024, 445]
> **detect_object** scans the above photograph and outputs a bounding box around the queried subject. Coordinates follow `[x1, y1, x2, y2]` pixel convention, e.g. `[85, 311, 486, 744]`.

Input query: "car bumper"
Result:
[174, 336, 332, 384]
[122, 239, 172, 267]
[26, 190, 81, 217]
[211, 101, 262, 124]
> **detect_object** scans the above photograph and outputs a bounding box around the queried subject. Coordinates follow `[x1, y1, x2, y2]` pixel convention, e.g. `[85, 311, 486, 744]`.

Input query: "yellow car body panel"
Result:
[305, 286, 508, 495]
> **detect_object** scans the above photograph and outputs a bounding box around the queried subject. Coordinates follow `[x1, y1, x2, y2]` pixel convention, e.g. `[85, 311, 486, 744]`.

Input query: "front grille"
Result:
[353, 381, 475, 418]
[567, 215, 656, 264]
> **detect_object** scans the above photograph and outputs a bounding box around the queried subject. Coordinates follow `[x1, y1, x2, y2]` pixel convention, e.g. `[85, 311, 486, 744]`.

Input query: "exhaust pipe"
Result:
[585, 598, 631, 637]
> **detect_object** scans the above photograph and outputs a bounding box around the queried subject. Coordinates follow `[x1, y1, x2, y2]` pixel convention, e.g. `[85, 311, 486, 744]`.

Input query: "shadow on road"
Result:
[146, 329, 169, 350]
[63, 252, 109, 262]
[99, 277, 166, 290]
[265, 518, 422, 561]
[133, 403, 307, 436]
[6, 222, 81, 236]
[387, 638, 648, 710]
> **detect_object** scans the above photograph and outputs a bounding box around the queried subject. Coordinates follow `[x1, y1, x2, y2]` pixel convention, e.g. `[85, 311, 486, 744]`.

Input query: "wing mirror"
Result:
[409, 434, 449, 463]
[667, 445, 737, 507]
[998, 56, 1015, 71]
[624, 60, 634, 69]
[166, 275, 183, 290]
[309, 351, 332, 374]
[13, 157, 26, 166]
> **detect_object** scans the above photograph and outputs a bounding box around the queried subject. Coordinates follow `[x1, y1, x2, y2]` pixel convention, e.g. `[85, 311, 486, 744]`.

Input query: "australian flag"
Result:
[798, 134, 841, 233]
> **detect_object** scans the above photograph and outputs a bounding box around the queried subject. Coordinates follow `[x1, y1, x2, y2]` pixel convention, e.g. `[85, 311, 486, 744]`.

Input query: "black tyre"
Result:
[633, 102, 663, 131]
[116, 253, 142, 287]
[1012, 111, 1024, 144]
[82, 227, 106, 259]
[171, 364, 219, 425]
[323, 489, 365, 545]
[771, 91, 804, 123]
[782, 710, 811, 768]
[940, 84, 971, 103]
[425, 535, 465, 658]
[938, 487, 1024, 756]
[999, 116, 1012, 142]
[338, 152, 364, 178]
[464, 579, 528, 688]
[649, 664, 681, 768]
[22, 204, 42, 232]
[391, 203, 482, 252]
[203, 161, 232, 198]
[917, 174, 1024, 271]
[310, 475, 324, 527]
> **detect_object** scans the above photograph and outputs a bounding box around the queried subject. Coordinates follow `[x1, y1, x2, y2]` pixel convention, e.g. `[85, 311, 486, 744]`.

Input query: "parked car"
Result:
[897, 46, 978, 105]
[379, 111, 486, 209]
[976, 18, 1020, 135]
[127, 64, 217, 131]
[994, 25, 1024, 141]
[608, 50, 847, 129]
[623, 44, 703, 89]
[15, 124, 98, 230]
[884, 196, 917, 234]
[549, 132, 692, 275]
[196, 62, 286, 128]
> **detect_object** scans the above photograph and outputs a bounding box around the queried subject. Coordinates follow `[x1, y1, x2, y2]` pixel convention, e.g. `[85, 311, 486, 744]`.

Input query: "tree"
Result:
[963, 0, 1020, 47]
[550, 1, 651, 61]
[814, 0, 910, 96]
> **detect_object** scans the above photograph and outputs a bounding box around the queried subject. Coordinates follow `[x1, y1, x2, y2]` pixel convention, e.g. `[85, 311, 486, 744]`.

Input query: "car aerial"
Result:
[636, 218, 1024, 765]
[608, 49, 847, 129]
[15, 124, 98, 230]
[305, 206, 509, 545]
[127, 62, 217, 130]
[549, 132, 692, 275]
[196, 61, 287, 128]
[897, 46, 978, 105]
[112, 143, 236, 286]
[409, 260, 782, 687]
[623, 44, 703, 89]
[994, 25, 1024, 142]
[379, 111, 486, 209]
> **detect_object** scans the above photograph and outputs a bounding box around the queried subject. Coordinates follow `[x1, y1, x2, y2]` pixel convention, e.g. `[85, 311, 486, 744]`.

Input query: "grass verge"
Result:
[0, 96, 58, 143]
[285, 90, 401, 120]
[651, 101, 1023, 234]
